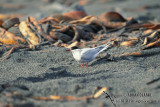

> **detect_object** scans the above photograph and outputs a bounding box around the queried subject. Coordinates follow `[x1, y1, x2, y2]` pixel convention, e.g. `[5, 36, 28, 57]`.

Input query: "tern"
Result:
[67, 41, 112, 67]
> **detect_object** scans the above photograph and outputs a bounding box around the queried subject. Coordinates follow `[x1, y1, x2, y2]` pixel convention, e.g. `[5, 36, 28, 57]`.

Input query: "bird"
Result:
[66, 41, 112, 67]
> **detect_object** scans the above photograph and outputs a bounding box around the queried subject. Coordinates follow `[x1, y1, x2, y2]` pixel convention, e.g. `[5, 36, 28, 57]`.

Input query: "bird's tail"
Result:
[96, 41, 112, 55]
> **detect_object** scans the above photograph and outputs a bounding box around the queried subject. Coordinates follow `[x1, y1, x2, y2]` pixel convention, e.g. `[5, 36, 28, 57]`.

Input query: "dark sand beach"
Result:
[0, 0, 160, 107]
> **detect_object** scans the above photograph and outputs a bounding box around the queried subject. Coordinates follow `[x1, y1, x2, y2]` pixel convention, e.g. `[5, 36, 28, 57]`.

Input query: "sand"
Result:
[0, 0, 160, 107]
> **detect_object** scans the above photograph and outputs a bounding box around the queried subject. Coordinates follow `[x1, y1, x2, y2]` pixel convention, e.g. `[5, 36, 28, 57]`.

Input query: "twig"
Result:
[33, 87, 108, 101]
[0, 47, 14, 61]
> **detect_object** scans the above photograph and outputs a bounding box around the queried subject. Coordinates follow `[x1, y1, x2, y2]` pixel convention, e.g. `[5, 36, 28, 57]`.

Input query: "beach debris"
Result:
[0, 10, 160, 60]
[1, 87, 107, 102]
[120, 40, 138, 46]
[70, 15, 94, 24]
[142, 31, 159, 45]
[19, 21, 40, 47]
[142, 38, 160, 50]
[26, 16, 53, 42]
[33, 87, 108, 101]
[0, 44, 28, 61]
[39, 15, 73, 24]
[1, 17, 20, 29]
[50, 24, 93, 42]
[63, 11, 87, 20]
[66, 41, 111, 67]
[70, 11, 128, 29]
[53, 41, 79, 48]
[126, 23, 160, 31]
[93, 87, 108, 98]
[115, 47, 160, 59]
[49, 31, 72, 42]
[0, 27, 26, 45]
[119, 51, 142, 57]
[98, 11, 126, 22]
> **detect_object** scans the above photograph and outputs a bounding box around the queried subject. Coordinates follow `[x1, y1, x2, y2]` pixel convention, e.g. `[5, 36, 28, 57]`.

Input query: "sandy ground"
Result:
[0, 0, 160, 107]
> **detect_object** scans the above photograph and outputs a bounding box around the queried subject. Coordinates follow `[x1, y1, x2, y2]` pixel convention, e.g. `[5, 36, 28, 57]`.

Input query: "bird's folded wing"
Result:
[80, 48, 98, 61]
[80, 48, 102, 62]
[80, 42, 111, 62]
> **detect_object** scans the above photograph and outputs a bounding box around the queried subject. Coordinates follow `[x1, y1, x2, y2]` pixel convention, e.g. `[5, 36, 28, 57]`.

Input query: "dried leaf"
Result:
[70, 16, 95, 24]
[142, 38, 160, 50]
[143, 37, 148, 45]
[147, 24, 160, 31]
[98, 11, 126, 22]
[120, 40, 138, 46]
[33, 96, 50, 100]
[103, 21, 126, 29]
[97, 11, 127, 28]
[39, 15, 72, 24]
[0, 27, 25, 45]
[58, 43, 68, 47]
[53, 41, 61, 46]
[27, 16, 53, 42]
[51, 25, 61, 29]
[49, 32, 72, 42]
[148, 31, 159, 39]
[120, 51, 142, 57]
[52, 14, 73, 22]
[19, 21, 40, 45]
[127, 23, 160, 31]
[49, 95, 62, 100]
[33, 87, 107, 101]
[52, 25, 71, 32]
[63, 11, 87, 20]
[2, 17, 20, 29]
[38, 16, 60, 24]
[143, 29, 153, 35]
[93, 87, 108, 98]
[61, 41, 79, 48]
[142, 31, 160, 46]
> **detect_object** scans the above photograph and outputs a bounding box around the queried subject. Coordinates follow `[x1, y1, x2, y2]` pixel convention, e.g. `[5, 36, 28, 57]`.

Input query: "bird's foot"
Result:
[80, 64, 84, 67]
[85, 62, 88, 68]
[80, 63, 88, 68]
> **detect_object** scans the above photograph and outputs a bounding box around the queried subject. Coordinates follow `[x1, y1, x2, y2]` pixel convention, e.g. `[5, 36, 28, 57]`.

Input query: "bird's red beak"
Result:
[66, 49, 71, 51]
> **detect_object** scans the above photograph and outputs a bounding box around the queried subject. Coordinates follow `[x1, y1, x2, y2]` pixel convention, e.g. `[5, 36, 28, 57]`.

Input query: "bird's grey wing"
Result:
[80, 48, 101, 62]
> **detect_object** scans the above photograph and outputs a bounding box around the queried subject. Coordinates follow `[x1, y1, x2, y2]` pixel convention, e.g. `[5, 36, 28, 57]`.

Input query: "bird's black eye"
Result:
[71, 46, 79, 50]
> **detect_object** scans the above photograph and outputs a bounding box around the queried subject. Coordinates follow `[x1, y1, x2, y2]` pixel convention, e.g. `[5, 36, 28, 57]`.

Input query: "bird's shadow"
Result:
[90, 54, 118, 66]
[15, 66, 111, 83]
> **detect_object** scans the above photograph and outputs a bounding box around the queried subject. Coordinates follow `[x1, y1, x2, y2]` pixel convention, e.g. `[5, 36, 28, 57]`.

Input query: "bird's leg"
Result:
[80, 63, 84, 67]
[85, 62, 88, 68]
